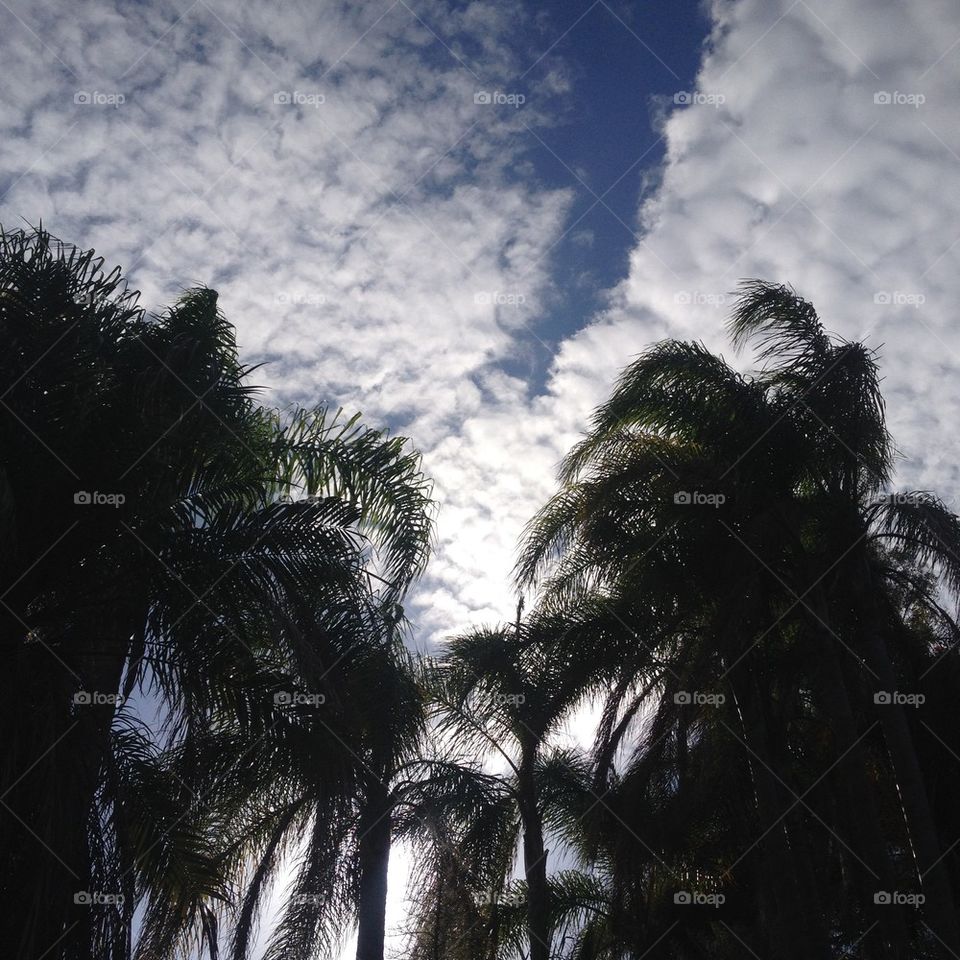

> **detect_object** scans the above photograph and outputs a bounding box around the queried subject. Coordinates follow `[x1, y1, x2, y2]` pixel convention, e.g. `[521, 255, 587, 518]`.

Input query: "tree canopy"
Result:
[3, 228, 960, 960]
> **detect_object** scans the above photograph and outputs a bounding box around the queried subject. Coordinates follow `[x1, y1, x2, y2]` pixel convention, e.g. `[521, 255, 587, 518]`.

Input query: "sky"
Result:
[4, 0, 960, 954]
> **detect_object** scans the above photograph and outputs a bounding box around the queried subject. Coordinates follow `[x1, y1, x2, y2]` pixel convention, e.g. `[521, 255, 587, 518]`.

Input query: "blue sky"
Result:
[493, 0, 709, 381]
[2, 0, 959, 646]
[0, 0, 727, 647]
[4, 0, 960, 955]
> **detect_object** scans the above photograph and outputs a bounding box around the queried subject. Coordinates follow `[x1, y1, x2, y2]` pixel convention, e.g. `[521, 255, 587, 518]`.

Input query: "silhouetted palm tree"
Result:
[518, 282, 960, 958]
[419, 605, 603, 960]
[0, 227, 432, 960]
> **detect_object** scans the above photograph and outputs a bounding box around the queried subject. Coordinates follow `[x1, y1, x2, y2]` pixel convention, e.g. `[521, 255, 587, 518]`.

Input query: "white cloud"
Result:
[421, 0, 960, 644]
[0, 0, 576, 632]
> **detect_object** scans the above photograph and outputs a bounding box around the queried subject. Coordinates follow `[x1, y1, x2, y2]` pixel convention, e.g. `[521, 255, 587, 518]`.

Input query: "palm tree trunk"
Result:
[1, 611, 132, 960]
[518, 752, 551, 960]
[66, 624, 132, 957]
[730, 668, 830, 960]
[356, 786, 393, 960]
[858, 592, 960, 957]
[805, 593, 909, 958]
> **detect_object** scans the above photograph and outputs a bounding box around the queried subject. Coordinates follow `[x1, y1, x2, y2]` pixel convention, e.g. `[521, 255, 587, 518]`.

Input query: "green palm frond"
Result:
[868, 492, 960, 597]
[728, 279, 830, 369]
[273, 406, 434, 599]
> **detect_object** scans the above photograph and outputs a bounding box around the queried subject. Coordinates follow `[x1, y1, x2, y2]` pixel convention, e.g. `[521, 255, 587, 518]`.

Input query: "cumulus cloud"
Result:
[0, 1, 570, 420]
[3, 0, 959, 662]
[423, 0, 960, 643]
[0, 0, 576, 640]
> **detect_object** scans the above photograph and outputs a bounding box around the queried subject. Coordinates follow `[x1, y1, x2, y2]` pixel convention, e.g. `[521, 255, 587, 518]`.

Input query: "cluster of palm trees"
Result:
[0, 227, 433, 959]
[3, 227, 960, 959]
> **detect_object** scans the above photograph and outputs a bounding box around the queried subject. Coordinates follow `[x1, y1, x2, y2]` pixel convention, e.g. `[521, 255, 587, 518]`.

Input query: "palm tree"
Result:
[177, 601, 531, 960]
[729, 284, 960, 955]
[169, 597, 423, 960]
[0, 227, 433, 960]
[517, 282, 960, 957]
[398, 743, 519, 960]
[127, 426, 431, 960]
[420, 604, 605, 960]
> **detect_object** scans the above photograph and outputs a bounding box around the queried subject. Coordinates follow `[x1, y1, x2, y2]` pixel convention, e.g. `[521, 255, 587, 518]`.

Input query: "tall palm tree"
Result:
[517, 282, 960, 957]
[729, 284, 960, 955]
[168, 597, 424, 960]
[174, 602, 535, 960]
[422, 605, 603, 960]
[399, 751, 518, 960]
[0, 227, 433, 960]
